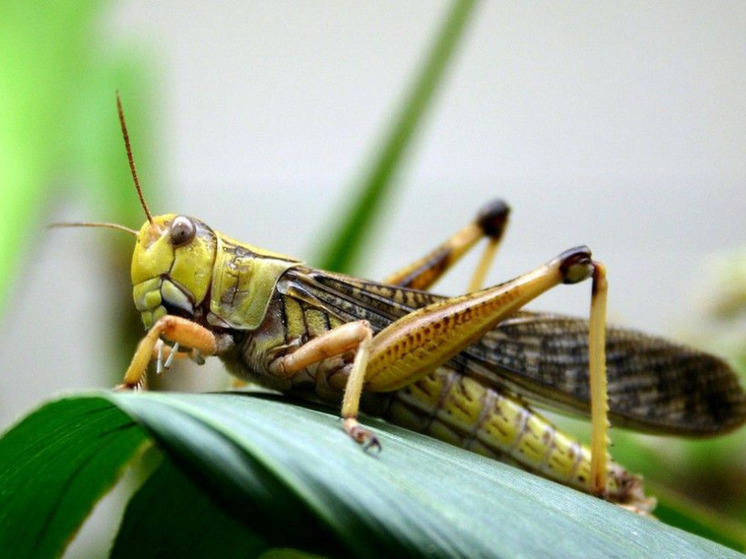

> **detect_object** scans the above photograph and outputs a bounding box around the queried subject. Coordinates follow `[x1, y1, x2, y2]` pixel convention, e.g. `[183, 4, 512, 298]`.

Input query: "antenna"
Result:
[116, 91, 154, 224]
[48, 222, 138, 236]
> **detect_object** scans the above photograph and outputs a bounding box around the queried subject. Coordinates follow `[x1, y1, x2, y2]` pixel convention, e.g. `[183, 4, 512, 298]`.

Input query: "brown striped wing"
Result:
[282, 267, 746, 436]
[461, 312, 746, 436]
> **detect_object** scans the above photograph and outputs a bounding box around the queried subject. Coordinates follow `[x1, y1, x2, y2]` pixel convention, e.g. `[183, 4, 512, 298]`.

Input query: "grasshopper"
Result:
[59, 94, 746, 514]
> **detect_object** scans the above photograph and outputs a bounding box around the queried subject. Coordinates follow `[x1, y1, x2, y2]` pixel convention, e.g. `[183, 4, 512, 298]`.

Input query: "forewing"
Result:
[460, 312, 746, 436]
[282, 268, 746, 436]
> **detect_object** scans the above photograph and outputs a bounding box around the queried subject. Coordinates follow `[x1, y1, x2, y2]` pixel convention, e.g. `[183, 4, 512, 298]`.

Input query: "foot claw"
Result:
[114, 378, 145, 392]
[190, 349, 205, 365]
[114, 383, 137, 392]
[363, 435, 382, 453]
[343, 418, 382, 452]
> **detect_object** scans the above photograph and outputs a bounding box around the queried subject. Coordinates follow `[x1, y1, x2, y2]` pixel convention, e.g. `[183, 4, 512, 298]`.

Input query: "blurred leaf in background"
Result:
[672, 246, 746, 529]
[694, 246, 746, 369]
[313, 0, 476, 273]
[0, 0, 157, 371]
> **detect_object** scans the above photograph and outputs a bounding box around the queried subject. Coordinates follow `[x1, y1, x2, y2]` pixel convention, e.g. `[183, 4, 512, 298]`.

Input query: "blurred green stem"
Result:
[316, 0, 479, 272]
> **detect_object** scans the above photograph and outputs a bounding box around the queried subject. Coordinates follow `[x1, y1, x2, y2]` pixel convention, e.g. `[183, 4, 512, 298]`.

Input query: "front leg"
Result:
[117, 316, 218, 390]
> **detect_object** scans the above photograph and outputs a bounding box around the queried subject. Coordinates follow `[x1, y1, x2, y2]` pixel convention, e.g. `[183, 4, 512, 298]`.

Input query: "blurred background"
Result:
[1, 1, 745, 553]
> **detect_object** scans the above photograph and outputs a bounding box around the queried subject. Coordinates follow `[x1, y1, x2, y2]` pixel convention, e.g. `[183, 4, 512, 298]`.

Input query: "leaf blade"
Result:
[112, 458, 269, 558]
[1, 392, 743, 558]
[104, 391, 746, 559]
[0, 396, 147, 557]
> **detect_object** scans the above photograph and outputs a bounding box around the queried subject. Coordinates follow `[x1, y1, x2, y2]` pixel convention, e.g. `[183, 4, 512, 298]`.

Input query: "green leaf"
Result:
[0, 2, 154, 319]
[110, 393, 349, 557]
[0, 1, 98, 315]
[0, 397, 147, 558]
[112, 458, 269, 558]
[2, 392, 743, 557]
[315, 0, 479, 273]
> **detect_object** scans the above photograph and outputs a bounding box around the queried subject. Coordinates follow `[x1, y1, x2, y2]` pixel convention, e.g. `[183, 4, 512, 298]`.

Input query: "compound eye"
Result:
[170, 216, 196, 247]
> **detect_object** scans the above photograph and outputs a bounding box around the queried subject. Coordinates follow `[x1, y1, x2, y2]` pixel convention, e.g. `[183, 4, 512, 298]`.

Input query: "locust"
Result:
[57, 94, 746, 514]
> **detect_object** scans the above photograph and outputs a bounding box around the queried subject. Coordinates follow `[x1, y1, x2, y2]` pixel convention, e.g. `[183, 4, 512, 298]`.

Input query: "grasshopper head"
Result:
[131, 214, 218, 328]
[52, 95, 224, 331]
